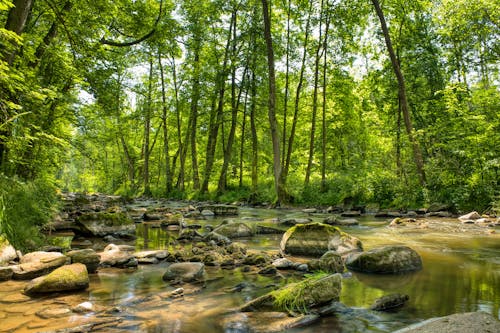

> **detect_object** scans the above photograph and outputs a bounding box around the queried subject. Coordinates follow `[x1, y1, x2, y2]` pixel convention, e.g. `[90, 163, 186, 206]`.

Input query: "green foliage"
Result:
[0, 175, 60, 251]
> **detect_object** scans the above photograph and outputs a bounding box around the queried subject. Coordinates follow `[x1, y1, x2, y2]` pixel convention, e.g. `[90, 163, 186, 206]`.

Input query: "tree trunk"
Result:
[371, 0, 426, 185]
[261, 0, 284, 205]
[321, 8, 331, 192]
[200, 10, 236, 194]
[283, 2, 312, 182]
[190, 44, 201, 190]
[3, 0, 33, 64]
[143, 55, 153, 196]
[281, 0, 291, 170]
[305, 0, 325, 186]
[158, 49, 172, 193]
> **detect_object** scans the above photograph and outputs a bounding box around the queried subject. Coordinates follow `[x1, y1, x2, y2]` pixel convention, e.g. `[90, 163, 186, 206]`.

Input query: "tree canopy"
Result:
[1, 0, 499, 212]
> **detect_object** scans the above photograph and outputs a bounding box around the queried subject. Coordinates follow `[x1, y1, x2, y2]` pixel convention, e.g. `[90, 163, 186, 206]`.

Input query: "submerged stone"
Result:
[370, 293, 409, 311]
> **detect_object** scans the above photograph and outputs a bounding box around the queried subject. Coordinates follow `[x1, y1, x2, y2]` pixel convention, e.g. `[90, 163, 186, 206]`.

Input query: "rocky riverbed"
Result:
[0, 193, 499, 332]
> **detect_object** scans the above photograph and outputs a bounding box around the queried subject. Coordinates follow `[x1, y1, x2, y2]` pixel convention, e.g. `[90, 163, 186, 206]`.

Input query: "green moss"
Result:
[271, 272, 329, 314]
[78, 212, 132, 226]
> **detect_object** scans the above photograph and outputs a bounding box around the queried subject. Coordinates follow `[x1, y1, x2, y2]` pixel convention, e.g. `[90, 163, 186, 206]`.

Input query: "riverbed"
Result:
[0, 204, 499, 332]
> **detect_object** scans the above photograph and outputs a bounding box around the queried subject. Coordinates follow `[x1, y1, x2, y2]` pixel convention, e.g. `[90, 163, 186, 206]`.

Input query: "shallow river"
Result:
[0, 205, 499, 332]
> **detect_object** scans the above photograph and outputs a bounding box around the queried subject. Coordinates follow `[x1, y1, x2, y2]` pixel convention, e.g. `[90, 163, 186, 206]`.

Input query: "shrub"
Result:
[0, 175, 60, 251]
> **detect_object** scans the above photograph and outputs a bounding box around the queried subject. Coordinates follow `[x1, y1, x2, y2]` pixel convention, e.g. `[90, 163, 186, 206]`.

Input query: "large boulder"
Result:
[393, 311, 500, 333]
[213, 221, 253, 238]
[12, 251, 68, 280]
[66, 249, 100, 273]
[76, 211, 135, 237]
[280, 223, 363, 257]
[162, 262, 205, 283]
[0, 237, 17, 265]
[24, 263, 89, 295]
[99, 244, 137, 268]
[346, 245, 422, 274]
[240, 273, 342, 314]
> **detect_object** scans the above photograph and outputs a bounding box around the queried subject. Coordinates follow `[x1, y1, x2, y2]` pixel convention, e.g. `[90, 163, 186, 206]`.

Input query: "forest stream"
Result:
[0, 198, 499, 333]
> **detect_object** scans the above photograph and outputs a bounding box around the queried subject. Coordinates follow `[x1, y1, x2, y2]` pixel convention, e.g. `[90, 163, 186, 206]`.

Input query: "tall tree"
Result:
[371, 0, 426, 185]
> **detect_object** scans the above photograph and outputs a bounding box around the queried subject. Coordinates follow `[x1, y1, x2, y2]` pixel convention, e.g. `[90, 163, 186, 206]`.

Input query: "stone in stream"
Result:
[221, 312, 319, 333]
[75, 211, 135, 237]
[346, 245, 422, 274]
[458, 211, 481, 221]
[280, 222, 363, 257]
[279, 217, 313, 226]
[99, 244, 138, 268]
[24, 263, 89, 295]
[240, 273, 342, 313]
[197, 204, 239, 216]
[323, 216, 359, 226]
[162, 262, 206, 284]
[213, 221, 254, 238]
[0, 266, 13, 281]
[392, 311, 500, 333]
[308, 251, 344, 273]
[370, 293, 409, 311]
[66, 248, 100, 273]
[11, 251, 68, 280]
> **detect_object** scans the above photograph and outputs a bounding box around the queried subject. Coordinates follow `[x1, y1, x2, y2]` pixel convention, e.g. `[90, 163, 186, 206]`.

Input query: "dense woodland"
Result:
[0, 0, 499, 247]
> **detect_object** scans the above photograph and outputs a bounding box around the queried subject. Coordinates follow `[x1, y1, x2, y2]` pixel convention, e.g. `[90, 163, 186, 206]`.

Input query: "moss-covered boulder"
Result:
[240, 273, 342, 314]
[76, 211, 135, 237]
[346, 245, 422, 274]
[12, 251, 68, 280]
[66, 249, 100, 273]
[280, 223, 363, 257]
[308, 251, 344, 273]
[213, 221, 254, 239]
[24, 263, 89, 295]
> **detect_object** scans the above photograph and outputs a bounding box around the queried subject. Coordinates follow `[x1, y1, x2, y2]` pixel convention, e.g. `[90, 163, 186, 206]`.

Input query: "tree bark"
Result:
[261, 0, 284, 205]
[283, 3, 312, 182]
[371, 0, 426, 185]
[143, 55, 153, 196]
[305, 0, 325, 186]
[158, 49, 172, 193]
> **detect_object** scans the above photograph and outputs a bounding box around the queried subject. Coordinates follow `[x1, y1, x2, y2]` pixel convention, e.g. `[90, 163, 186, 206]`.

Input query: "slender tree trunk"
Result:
[262, 0, 284, 205]
[201, 10, 236, 194]
[284, 4, 312, 182]
[239, 82, 249, 188]
[281, 0, 291, 170]
[249, 71, 258, 197]
[372, 0, 426, 185]
[305, 0, 325, 186]
[158, 49, 172, 193]
[190, 44, 201, 190]
[321, 8, 331, 192]
[143, 55, 153, 196]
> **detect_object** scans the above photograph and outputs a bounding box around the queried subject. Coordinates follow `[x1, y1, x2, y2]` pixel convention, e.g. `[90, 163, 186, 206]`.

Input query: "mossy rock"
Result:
[24, 263, 89, 294]
[76, 212, 134, 237]
[346, 245, 422, 274]
[308, 251, 344, 273]
[280, 223, 363, 257]
[66, 249, 100, 273]
[240, 273, 342, 314]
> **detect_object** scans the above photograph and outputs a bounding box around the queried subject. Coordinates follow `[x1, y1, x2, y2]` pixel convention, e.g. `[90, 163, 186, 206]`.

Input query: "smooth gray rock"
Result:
[393, 311, 500, 333]
[346, 246, 422, 274]
[162, 262, 205, 283]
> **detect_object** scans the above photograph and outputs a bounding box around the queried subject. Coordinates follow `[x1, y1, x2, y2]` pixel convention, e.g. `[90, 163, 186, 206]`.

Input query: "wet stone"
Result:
[36, 306, 72, 319]
[0, 292, 31, 303]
